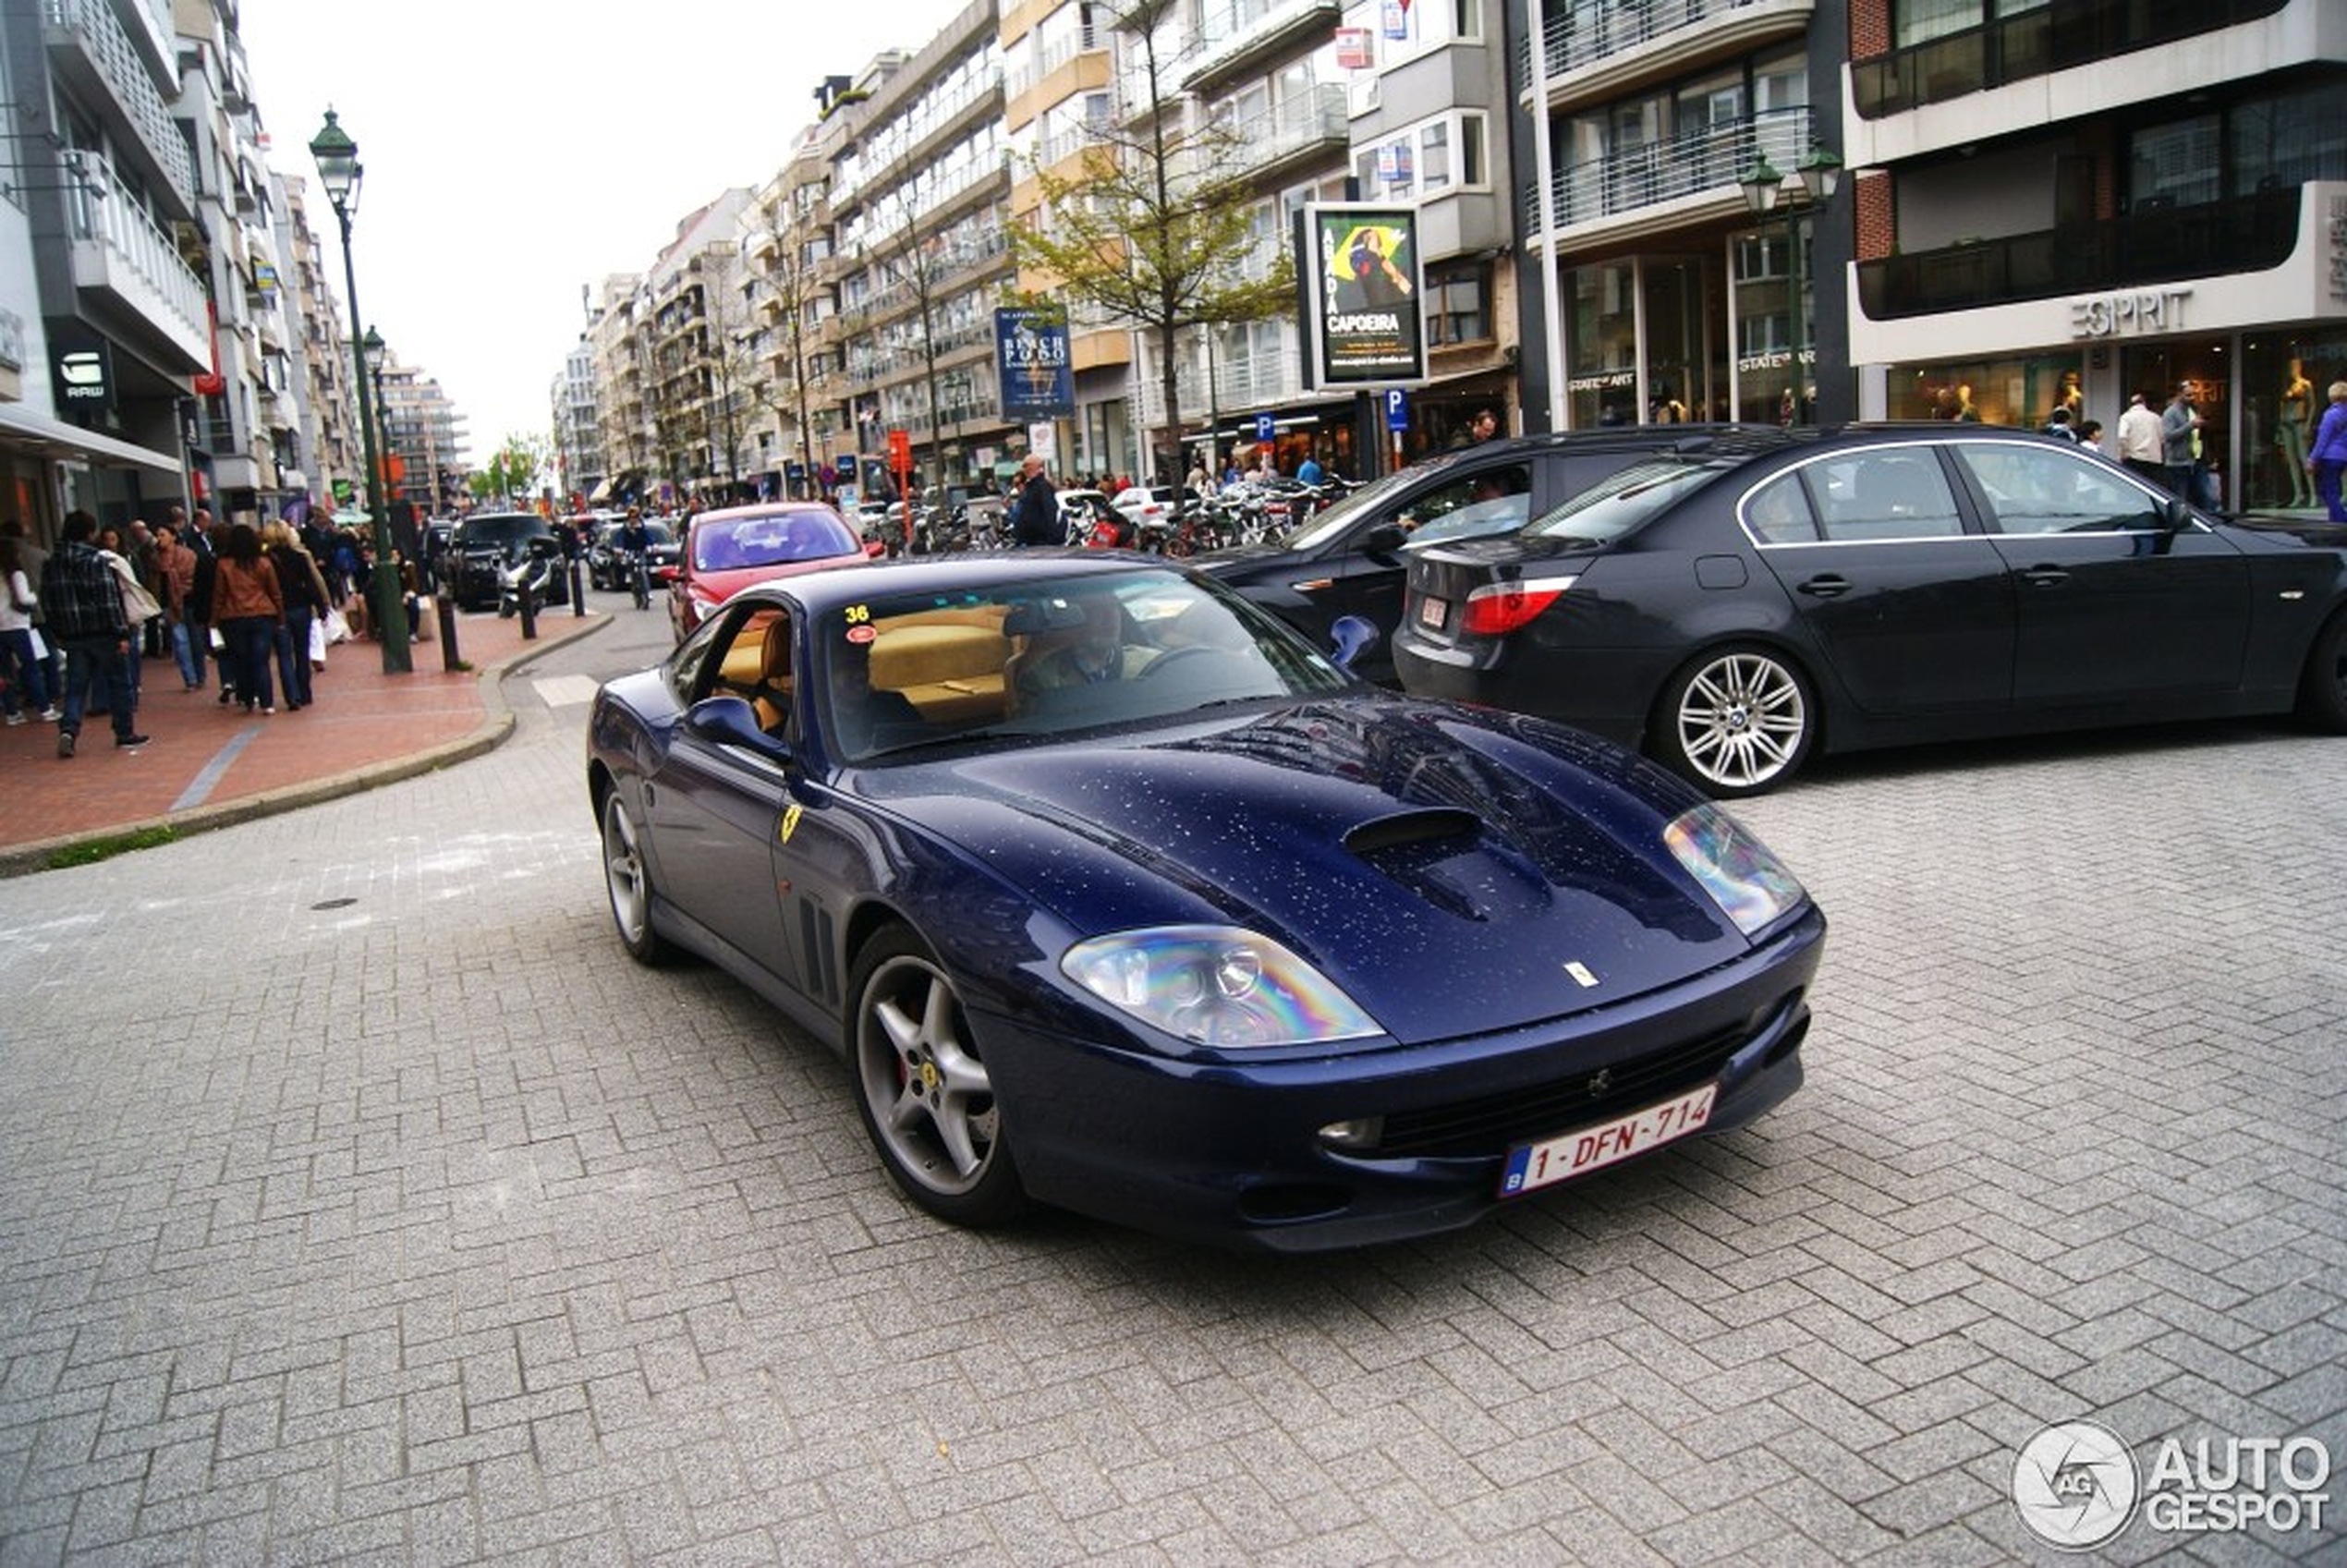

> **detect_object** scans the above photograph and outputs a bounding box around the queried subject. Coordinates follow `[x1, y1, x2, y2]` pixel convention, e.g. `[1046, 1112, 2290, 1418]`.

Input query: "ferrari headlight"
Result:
[1062, 926, 1380, 1047]
[1663, 803, 1806, 937]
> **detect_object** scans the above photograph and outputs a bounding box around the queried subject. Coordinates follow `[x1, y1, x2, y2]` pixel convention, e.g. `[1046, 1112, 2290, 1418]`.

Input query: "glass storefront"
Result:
[2238, 331, 2347, 511]
[1563, 255, 1724, 428]
[1886, 353, 2085, 428]
[1877, 325, 2347, 513]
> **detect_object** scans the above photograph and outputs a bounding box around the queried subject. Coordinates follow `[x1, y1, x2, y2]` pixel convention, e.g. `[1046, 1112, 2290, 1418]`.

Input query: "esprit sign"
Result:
[2069, 286, 2191, 339]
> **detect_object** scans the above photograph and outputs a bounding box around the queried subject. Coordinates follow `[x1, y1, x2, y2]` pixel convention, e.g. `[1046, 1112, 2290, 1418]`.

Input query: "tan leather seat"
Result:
[751, 615, 793, 734]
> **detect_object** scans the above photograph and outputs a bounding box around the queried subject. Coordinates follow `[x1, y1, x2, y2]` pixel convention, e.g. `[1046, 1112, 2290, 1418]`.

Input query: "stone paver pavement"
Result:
[0, 650, 2340, 1563]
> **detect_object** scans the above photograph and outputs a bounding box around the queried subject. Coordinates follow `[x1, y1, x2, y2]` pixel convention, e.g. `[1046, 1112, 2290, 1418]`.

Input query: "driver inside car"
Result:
[1012, 592, 1158, 700]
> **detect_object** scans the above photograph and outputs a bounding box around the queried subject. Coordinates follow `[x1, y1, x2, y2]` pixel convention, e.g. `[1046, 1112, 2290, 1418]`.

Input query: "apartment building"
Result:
[589, 273, 650, 504]
[1003, 0, 1135, 480]
[1507, 0, 1848, 432]
[1113, 0, 1362, 480]
[1842, 0, 2347, 511]
[0, 0, 209, 529]
[1344, 0, 1520, 451]
[175, 3, 313, 519]
[739, 127, 844, 500]
[827, 0, 1015, 496]
[277, 180, 363, 507]
[552, 334, 604, 508]
[373, 348, 464, 516]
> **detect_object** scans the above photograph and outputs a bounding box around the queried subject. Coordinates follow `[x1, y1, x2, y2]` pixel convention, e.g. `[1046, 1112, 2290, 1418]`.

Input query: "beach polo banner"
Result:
[1298, 203, 1427, 388]
[995, 305, 1075, 420]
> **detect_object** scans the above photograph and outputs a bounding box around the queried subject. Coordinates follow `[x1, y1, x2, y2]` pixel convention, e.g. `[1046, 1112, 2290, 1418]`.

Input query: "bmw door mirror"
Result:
[2160, 497, 2193, 532]
[1361, 522, 1410, 562]
[687, 695, 792, 761]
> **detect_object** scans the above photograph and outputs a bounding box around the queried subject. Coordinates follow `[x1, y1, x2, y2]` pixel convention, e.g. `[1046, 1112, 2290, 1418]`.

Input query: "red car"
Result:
[669, 502, 879, 642]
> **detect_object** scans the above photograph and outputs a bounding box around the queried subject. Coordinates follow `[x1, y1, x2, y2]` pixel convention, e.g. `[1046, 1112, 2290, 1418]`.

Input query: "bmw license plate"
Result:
[1417, 595, 1448, 629]
[1500, 1083, 1717, 1197]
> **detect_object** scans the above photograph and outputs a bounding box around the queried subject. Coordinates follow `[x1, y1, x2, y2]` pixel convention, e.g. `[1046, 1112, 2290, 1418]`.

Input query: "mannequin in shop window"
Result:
[2277, 359, 2316, 508]
[2052, 370, 2084, 429]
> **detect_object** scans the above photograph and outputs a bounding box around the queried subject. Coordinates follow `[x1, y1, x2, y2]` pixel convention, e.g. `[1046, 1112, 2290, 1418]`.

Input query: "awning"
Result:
[0, 403, 180, 476]
[587, 477, 614, 504]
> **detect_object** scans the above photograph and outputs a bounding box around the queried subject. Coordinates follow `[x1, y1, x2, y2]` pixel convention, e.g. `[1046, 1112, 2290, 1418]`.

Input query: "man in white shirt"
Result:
[2116, 393, 2163, 482]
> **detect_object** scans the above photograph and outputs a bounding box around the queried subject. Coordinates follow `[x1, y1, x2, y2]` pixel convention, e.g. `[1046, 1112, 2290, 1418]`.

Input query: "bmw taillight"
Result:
[1460, 575, 1578, 637]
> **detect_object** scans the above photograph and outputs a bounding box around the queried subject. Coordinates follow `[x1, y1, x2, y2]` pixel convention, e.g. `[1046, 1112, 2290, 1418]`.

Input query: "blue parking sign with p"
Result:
[1385, 389, 1409, 432]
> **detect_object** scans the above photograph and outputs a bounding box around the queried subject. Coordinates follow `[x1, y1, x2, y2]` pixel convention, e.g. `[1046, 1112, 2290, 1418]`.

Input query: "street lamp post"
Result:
[309, 108, 410, 674]
[1740, 140, 1842, 426]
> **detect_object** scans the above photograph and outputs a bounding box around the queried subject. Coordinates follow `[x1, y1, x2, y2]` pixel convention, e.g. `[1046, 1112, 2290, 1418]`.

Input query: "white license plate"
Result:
[1417, 595, 1448, 629]
[1500, 1082, 1717, 1197]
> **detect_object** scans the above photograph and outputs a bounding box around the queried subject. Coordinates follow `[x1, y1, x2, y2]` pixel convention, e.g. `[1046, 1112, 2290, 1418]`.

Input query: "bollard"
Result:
[435, 588, 461, 671]
[569, 559, 586, 617]
[517, 577, 538, 640]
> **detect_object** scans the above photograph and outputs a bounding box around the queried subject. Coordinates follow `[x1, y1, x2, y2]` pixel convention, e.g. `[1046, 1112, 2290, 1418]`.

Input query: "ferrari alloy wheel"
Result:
[848, 928, 1028, 1226]
[1658, 646, 1815, 796]
[602, 790, 674, 965]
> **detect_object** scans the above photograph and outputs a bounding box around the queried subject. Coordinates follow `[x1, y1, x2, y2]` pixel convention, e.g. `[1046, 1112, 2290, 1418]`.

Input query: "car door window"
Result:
[1744, 472, 1819, 543]
[1955, 444, 2169, 535]
[1399, 464, 1534, 542]
[1803, 452, 1964, 541]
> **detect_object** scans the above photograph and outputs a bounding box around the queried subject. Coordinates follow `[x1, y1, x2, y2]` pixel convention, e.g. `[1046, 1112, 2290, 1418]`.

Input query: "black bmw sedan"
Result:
[1394, 426, 2347, 796]
[1196, 427, 1771, 686]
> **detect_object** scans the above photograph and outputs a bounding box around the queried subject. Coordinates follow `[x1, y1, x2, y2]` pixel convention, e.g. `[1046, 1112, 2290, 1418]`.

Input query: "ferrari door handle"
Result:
[2021, 565, 2071, 588]
[1795, 575, 1850, 599]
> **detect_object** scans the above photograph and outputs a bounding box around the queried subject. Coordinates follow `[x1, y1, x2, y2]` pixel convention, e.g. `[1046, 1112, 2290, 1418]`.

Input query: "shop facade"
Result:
[1851, 184, 2347, 514]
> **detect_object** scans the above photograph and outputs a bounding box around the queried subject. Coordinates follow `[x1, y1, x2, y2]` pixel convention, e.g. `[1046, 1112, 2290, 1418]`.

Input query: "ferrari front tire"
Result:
[847, 927, 1028, 1227]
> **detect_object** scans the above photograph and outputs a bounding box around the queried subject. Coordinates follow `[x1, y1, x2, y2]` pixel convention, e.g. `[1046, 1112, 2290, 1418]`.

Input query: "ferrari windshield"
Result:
[812, 567, 1354, 760]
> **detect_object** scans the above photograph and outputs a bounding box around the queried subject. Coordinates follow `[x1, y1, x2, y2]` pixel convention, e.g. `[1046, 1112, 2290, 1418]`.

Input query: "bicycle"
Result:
[629, 550, 651, 611]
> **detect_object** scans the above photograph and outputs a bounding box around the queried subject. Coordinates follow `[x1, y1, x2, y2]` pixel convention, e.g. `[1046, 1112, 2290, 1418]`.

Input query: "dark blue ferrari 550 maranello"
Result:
[586, 554, 1826, 1250]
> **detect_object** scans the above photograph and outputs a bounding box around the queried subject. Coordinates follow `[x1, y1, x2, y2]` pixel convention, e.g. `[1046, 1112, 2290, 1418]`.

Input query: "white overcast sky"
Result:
[237, 0, 967, 469]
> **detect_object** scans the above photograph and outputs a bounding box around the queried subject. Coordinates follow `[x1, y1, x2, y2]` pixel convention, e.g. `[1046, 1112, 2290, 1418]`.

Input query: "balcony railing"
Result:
[1217, 85, 1347, 183]
[41, 0, 194, 208]
[1853, 0, 2287, 117]
[1854, 188, 2301, 318]
[67, 165, 208, 366]
[1526, 106, 1811, 234]
[1516, 0, 1803, 84]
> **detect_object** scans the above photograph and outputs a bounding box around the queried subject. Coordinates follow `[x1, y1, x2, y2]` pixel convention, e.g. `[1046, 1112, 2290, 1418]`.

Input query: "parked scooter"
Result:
[497, 541, 565, 619]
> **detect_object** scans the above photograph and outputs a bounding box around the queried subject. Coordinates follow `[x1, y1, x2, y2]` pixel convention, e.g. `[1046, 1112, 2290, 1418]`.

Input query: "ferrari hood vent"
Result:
[1344, 808, 1479, 856]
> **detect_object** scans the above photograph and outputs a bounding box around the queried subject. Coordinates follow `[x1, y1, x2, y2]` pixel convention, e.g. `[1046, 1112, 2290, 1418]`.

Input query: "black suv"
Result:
[446, 512, 566, 611]
[1195, 426, 1770, 684]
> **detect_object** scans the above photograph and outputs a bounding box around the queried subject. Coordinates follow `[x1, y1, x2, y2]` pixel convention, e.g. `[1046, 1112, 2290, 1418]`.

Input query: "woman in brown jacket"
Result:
[211, 522, 285, 713]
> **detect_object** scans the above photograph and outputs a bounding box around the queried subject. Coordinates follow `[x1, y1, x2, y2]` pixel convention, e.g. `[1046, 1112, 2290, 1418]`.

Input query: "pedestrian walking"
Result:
[2308, 380, 2347, 524]
[151, 522, 199, 689]
[0, 533, 55, 724]
[210, 522, 284, 715]
[2116, 393, 2163, 482]
[2161, 382, 2204, 501]
[1010, 454, 1059, 547]
[39, 510, 146, 756]
[264, 521, 332, 710]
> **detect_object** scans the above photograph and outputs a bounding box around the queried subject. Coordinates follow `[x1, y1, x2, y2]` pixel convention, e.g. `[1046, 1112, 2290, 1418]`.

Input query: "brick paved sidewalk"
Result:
[0, 606, 605, 875]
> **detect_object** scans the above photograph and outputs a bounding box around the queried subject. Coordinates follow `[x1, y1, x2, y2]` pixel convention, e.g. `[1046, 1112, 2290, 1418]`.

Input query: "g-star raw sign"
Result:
[995, 305, 1074, 420]
[1300, 203, 1426, 388]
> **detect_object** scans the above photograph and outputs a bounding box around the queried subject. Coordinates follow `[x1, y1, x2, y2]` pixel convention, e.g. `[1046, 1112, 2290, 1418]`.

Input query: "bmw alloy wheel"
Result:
[1663, 648, 1814, 796]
